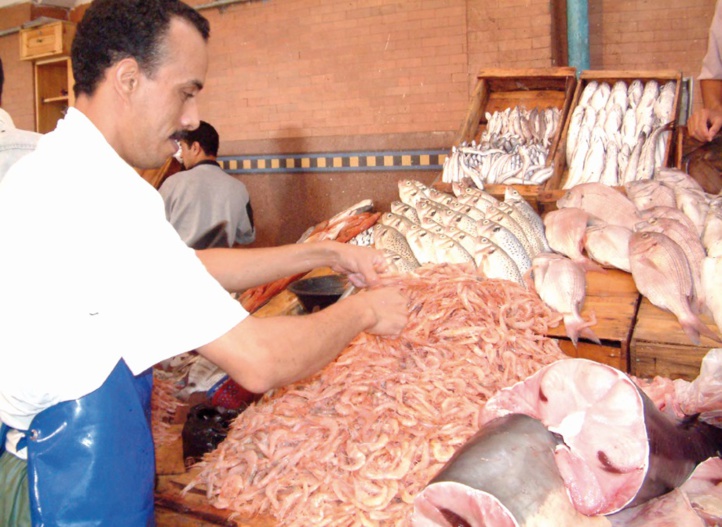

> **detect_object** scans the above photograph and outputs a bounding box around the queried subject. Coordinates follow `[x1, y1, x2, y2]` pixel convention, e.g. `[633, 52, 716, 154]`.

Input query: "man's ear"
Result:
[113, 57, 141, 100]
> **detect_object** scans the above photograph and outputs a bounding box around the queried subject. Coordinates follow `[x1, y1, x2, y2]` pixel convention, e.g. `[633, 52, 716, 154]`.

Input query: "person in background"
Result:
[688, 0, 722, 142]
[0, 1, 408, 525]
[159, 120, 255, 249]
[0, 57, 42, 183]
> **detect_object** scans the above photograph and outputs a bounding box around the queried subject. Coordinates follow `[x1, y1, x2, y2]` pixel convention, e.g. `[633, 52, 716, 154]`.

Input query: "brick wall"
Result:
[1, 0, 715, 149]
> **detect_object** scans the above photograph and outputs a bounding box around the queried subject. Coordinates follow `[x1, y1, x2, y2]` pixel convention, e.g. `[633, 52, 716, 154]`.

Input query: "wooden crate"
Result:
[437, 67, 578, 210]
[538, 69, 683, 212]
[546, 268, 641, 373]
[630, 298, 721, 381]
[19, 21, 75, 61]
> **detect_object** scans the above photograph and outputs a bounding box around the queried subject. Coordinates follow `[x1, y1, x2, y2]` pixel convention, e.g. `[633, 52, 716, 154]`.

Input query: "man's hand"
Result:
[688, 107, 722, 142]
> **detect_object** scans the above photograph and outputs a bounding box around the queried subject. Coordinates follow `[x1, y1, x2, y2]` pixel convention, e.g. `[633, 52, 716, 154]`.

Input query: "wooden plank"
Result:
[545, 269, 640, 372]
[630, 298, 720, 381]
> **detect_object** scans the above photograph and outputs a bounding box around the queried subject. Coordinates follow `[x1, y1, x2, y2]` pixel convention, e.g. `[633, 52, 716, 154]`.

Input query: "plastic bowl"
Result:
[288, 274, 348, 312]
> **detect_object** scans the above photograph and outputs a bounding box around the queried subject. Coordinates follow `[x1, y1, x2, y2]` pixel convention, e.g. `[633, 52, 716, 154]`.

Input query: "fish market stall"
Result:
[152, 66, 722, 525]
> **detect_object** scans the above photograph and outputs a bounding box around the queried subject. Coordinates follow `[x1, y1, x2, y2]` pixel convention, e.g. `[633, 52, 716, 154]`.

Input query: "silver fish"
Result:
[398, 179, 428, 207]
[600, 140, 619, 187]
[504, 186, 552, 252]
[390, 200, 421, 224]
[636, 122, 673, 181]
[623, 131, 646, 184]
[474, 240, 525, 286]
[579, 81, 599, 108]
[404, 224, 437, 264]
[589, 82, 611, 112]
[627, 80, 644, 109]
[477, 219, 531, 273]
[628, 231, 721, 345]
[381, 249, 419, 274]
[373, 223, 419, 267]
[531, 252, 600, 346]
[486, 207, 534, 259]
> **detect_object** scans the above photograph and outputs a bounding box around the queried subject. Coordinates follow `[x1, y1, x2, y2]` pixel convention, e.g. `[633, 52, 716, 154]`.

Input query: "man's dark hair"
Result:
[71, 0, 210, 98]
[181, 120, 219, 157]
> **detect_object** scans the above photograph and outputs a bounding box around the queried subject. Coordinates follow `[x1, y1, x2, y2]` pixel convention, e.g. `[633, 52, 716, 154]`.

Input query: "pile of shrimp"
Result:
[187, 263, 566, 526]
[151, 373, 184, 449]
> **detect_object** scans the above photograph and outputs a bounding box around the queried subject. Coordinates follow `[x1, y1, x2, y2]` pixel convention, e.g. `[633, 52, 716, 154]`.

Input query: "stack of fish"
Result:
[564, 79, 676, 189]
[441, 106, 560, 187]
[553, 176, 722, 345]
[373, 179, 551, 287]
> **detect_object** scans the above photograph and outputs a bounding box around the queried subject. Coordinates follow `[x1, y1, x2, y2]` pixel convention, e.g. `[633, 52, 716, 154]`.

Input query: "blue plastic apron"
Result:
[1, 359, 156, 526]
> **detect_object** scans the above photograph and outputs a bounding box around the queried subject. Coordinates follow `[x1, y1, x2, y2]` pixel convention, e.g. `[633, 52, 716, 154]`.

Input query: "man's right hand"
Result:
[688, 107, 722, 142]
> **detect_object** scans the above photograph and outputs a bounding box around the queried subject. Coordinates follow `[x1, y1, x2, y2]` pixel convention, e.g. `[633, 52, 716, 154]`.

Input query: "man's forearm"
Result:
[701, 78, 722, 110]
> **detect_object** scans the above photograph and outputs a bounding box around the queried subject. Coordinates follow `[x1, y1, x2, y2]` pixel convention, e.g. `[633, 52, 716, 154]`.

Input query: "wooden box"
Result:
[538, 69, 683, 212]
[630, 298, 721, 381]
[20, 21, 75, 61]
[438, 67, 578, 210]
[547, 269, 641, 373]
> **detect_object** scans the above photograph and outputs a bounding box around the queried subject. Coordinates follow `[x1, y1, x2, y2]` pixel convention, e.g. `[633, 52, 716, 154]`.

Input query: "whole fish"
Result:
[398, 179, 428, 207]
[390, 200, 421, 224]
[503, 186, 552, 252]
[674, 186, 710, 236]
[543, 207, 604, 271]
[608, 80, 629, 113]
[581, 127, 607, 184]
[702, 197, 722, 257]
[477, 219, 532, 273]
[531, 252, 601, 346]
[496, 201, 547, 256]
[590, 82, 612, 112]
[600, 140, 620, 187]
[373, 223, 419, 267]
[584, 224, 633, 272]
[636, 122, 673, 181]
[637, 205, 699, 236]
[557, 182, 640, 230]
[405, 224, 438, 264]
[412, 414, 612, 527]
[702, 256, 722, 336]
[579, 80, 600, 108]
[473, 240, 524, 285]
[566, 104, 586, 166]
[486, 207, 535, 258]
[381, 248, 419, 274]
[654, 81, 676, 124]
[622, 108, 638, 150]
[627, 79, 644, 109]
[628, 231, 721, 345]
[654, 167, 705, 193]
[565, 125, 592, 189]
[624, 179, 677, 210]
[634, 217, 707, 315]
[623, 132, 646, 184]
[378, 211, 415, 236]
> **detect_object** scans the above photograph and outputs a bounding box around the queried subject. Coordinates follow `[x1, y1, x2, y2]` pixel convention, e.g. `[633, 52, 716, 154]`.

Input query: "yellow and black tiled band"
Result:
[218, 150, 448, 174]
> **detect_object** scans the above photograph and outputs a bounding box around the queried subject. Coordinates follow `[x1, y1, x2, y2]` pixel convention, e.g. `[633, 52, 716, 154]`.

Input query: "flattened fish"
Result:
[557, 182, 640, 230]
[531, 252, 600, 346]
[628, 231, 721, 345]
[584, 224, 633, 273]
[543, 208, 604, 272]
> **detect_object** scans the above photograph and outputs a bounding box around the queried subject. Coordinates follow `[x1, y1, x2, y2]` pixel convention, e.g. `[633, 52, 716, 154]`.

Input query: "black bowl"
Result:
[288, 274, 348, 312]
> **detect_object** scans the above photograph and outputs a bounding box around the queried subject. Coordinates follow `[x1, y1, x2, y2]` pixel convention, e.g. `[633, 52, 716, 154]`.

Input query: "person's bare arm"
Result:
[195, 240, 387, 292]
[688, 79, 722, 142]
[196, 285, 408, 394]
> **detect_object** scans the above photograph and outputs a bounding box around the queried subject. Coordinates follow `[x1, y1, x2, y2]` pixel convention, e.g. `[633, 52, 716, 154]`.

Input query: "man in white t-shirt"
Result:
[0, 58, 42, 183]
[689, 0, 722, 142]
[0, 1, 408, 525]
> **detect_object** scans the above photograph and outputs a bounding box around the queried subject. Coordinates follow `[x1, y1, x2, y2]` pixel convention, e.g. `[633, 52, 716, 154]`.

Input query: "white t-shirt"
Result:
[701, 0, 722, 80]
[0, 108, 247, 436]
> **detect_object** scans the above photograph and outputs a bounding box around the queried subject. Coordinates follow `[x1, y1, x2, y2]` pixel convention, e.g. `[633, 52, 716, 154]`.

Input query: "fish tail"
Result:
[680, 314, 722, 346]
[565, 311, 601, 347]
